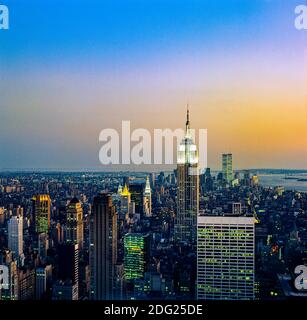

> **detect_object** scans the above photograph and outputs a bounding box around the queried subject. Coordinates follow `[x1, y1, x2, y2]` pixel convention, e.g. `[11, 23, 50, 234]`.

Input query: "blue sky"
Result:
[0, 0, 284, 64]
[0, 0, 306, 170]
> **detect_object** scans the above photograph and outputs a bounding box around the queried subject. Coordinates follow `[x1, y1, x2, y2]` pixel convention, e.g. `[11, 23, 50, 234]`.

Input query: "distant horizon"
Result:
[1, 167, 307, 174]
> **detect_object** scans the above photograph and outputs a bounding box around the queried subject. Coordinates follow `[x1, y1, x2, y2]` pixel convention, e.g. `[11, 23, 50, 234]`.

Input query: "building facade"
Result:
[32, 195, 51, 234]
[120, 184, 131, 215]
[124, 233, 150, 281]
[197, 215, 255, 300]
[222, 153, 233, 184]
[57, 243, 79, 300]
[8, 215, 23, 259]
[90, 193, 117, 300]
[65, 197, 84, 249]
[143, 177, 152, 217]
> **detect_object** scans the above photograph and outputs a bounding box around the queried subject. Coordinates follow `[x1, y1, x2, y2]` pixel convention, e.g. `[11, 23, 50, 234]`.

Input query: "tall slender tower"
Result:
[65, 198, 84, 249]
[129, 183, 144, 215]
[143, 176, 152, 217]
[57, 243, 79, 300]
[8, 215, 23, 259]
[174, 107, 199, 243]
[90, 193, 117, 300]
[32, 195, 51, 234]
[222, 153, 233, 183]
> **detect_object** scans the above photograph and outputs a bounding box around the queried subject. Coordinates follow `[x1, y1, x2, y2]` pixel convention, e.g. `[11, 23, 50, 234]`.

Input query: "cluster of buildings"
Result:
[0, 110, 306, 300]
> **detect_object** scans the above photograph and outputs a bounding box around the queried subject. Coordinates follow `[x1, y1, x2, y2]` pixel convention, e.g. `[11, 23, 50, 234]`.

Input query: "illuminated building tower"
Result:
[8, 215, 23, 259]
[197, 215, 255, 300]
[120, 184, 131, 215]
[174, 107, 199, 243]
[90, 193, 117, 300]
[32, 195, 51, 234]
[124, 233, 150, 281]
[65, 198, 84, 249]
[143, 176, 152, 217]
[222, 153, 233, 184]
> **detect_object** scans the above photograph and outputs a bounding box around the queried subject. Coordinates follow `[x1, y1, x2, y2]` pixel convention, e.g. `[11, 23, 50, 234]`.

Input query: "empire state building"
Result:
[174, 107, 199, 244]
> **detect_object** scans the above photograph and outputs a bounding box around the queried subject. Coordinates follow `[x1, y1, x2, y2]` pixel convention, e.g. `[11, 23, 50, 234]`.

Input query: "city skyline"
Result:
[2, 0, 307, 312]
[0, 0, 306, 170]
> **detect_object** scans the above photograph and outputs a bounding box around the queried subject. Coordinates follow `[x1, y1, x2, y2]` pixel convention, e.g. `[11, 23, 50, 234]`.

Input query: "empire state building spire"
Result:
[185, 104, 190, 135]
[177, 106, 198, 165]
[175, 105, 199, 243]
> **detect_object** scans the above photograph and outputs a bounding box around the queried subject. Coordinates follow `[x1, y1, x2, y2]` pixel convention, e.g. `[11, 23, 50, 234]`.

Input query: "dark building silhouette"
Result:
[90, 193, 117, 300]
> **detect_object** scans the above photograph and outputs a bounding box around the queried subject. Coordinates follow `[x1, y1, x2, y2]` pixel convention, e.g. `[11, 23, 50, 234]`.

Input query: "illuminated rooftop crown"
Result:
[177, 105, 198, 165]
[144, 176, 151, 195]
[121, 184, 131, 196]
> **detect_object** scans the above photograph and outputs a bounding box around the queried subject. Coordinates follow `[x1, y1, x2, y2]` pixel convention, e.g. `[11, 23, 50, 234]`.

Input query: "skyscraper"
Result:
[129, 183, 144, 215]
[35, 265, 52, 300]
[65, 198, 84, 249]
[120, 184, 131, 215]
[90, 193, 117, 300]
[57, 243, 79, 300]
[222, 153, 233, 184]
[124, 233, 150, 281]
[8, 215, 23, 259]
[143, 176, 152, 217]
[18, 267, 35, 300]
[174, 107, 199, 243]
[197, 215, 255, 300]
[38, 232, 48, 263]
[58, 243, 79, 286]
[32, 195, 51, 234]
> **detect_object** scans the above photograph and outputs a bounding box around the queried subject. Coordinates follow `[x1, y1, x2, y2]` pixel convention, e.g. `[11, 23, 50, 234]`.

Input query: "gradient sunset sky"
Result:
[0, 0, 306, 170]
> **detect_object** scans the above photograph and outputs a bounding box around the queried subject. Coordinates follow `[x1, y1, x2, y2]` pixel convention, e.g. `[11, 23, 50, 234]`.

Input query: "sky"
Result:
[0, 0, 306, 171]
